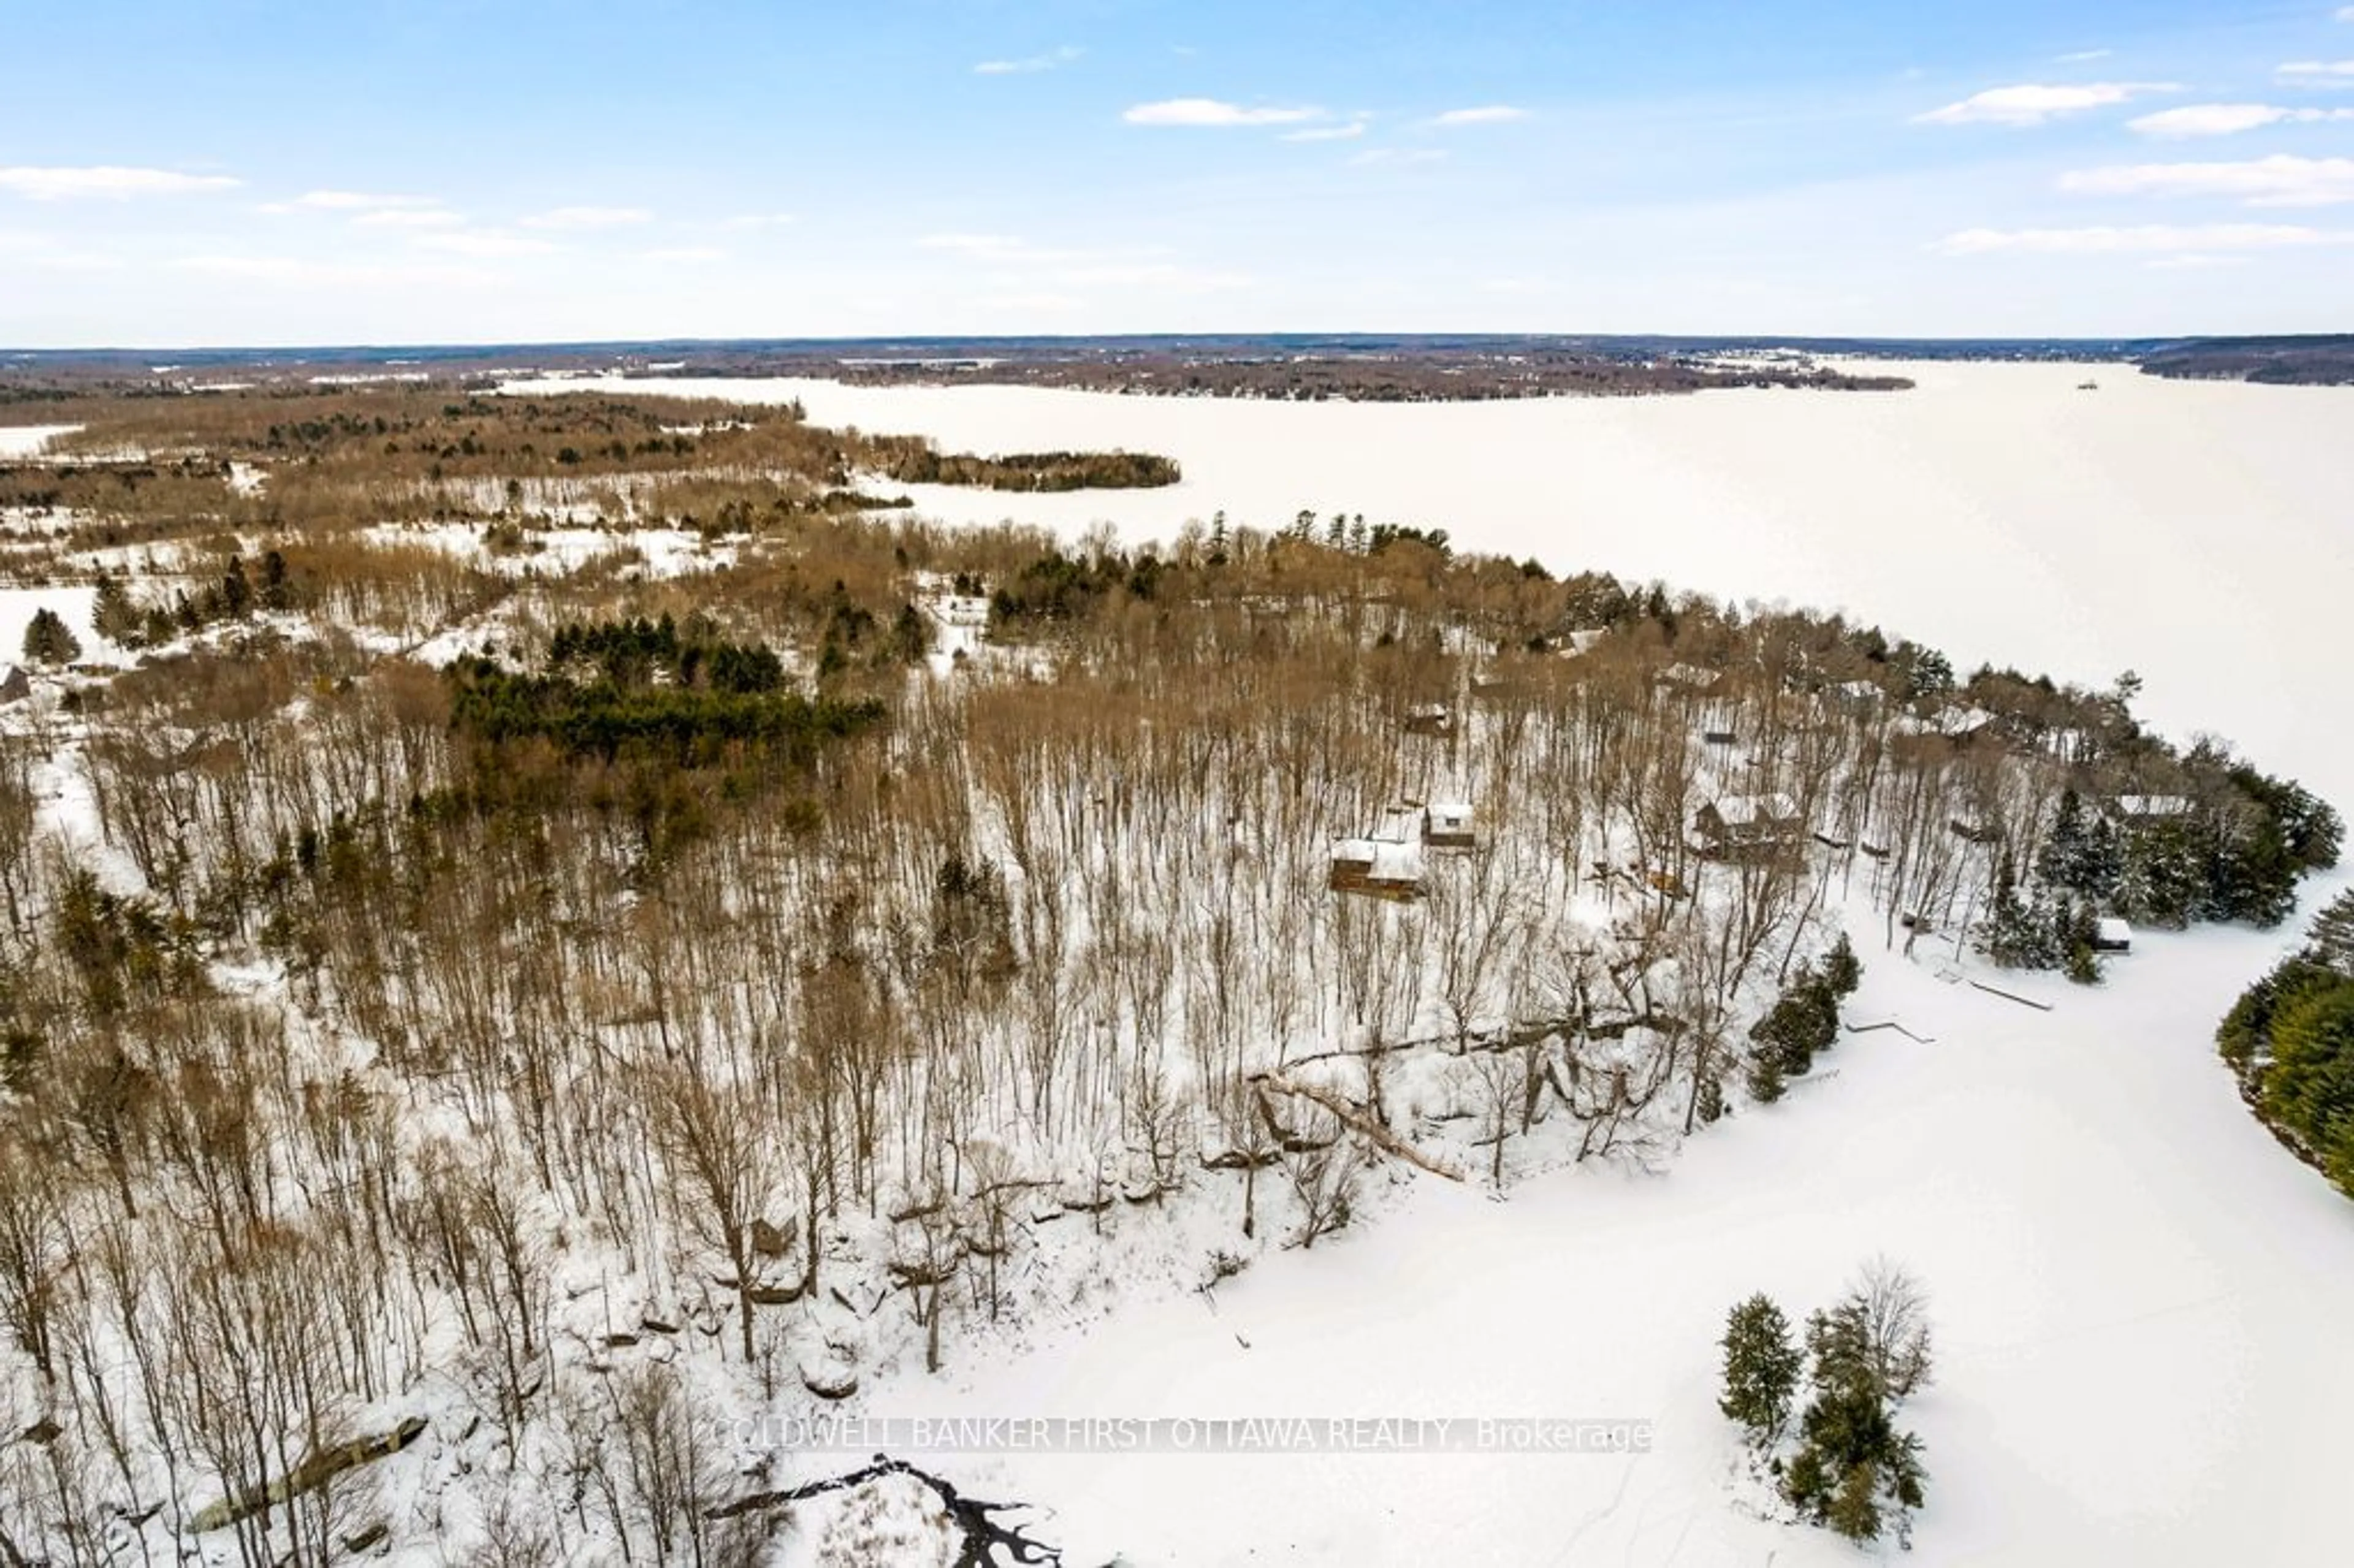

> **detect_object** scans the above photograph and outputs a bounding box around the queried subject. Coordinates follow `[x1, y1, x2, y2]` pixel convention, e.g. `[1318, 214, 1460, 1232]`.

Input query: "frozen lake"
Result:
[508, 364, 2354, 808]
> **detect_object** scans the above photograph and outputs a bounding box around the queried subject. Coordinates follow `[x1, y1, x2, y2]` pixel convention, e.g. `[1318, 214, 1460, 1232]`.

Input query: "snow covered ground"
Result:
[0, 424, 82, 458]
[820, 885, 2350, 1566]
[473, 365, 2354, 1561]
[503, 365, 2354, 811]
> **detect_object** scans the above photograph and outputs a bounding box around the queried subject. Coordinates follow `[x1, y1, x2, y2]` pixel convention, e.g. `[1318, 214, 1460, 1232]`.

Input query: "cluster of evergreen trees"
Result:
[872, 444, 1180, 491]
[1978, 854, 2105, 984]
[90, 552, 295, 651]
[1720, 1265, 1933, 1546]
[2217, 889, 2354, 1196]
[2045, 778, 2337, 932]
[988, 548, 1166, 625]
[1745, 934, 1862, 1103]
[1983, 778, 2341, 982]
[449, 620, 883, 771]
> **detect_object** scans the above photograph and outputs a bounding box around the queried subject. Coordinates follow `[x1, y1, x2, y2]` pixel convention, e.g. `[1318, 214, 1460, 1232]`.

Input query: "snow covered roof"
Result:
[2114, 794, 2192, 818]
[1428, 800, 1472, 824]
[1892, 704, 1996, 739]
[1331, 837, 1424, 884]
[1658, 662, 1720, 688]
[1705, 791, 1800, 828]
[1563, 628, 1608, 655]
[2097, 918, 2133, 945]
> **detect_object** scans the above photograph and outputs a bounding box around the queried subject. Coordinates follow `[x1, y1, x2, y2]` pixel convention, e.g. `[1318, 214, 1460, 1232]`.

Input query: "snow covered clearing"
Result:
[0, 424, 82, 458]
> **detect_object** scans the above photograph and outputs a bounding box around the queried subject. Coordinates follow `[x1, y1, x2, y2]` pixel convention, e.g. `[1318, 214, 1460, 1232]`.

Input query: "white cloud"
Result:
[721, 212, 796, 230]
[1349, 148, 1449, 167]
[2059, 154, 2354, 206]
[2129, 102, 2354, 137]
[1914, 82, 2177, 126]
[1056, 262, 1250, 292]
[641, 246, 726, 264]
[2339, 7, 2354, 22]
[351, 208, 462, 229]
[1932, 222, 2354, 254]
[975, 45, 1081, 75]
[0, 165, 240, 200]
[921, 232, 1048, 261]
[1283, 121, 1369, 142]
[2055, 49, 2114, 64]
[519, 205, 652, 230]
[286, 189, 435, 211]
[1122, 98, 1323, 127]
[1430, 105, 1529, 126]
[413, 229, 558, 257]
[2279, 59, 2354, 83]
[174, 254, 489, 287]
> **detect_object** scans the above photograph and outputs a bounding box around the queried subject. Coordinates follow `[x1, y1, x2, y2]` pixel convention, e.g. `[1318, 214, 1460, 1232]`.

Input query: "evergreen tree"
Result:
[21, 606, 80, 665]
[259, 548, 291, 612]
[92, 571, 142, 647]
[1827, 1462, 1884, 1543]
[2038, 787, 2088, 891]
[221, 555, 251, 618]
[1718, 1294, 1804, 1446]
[1821, 931, 1862, 998]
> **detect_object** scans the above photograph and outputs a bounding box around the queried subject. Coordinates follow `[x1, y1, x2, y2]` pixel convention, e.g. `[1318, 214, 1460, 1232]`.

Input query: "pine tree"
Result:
[92, 571, 142, 647]
[1821, 931, 1862, 997]
[20, 607, 80, 666]
[259, 549, 291, 612]
[1719, 1294, 1804, 1446]
[1827, 1461, 1884, 1543]
[2038, 787, 2087, 891]
[1745, 1045, 1787, 1104]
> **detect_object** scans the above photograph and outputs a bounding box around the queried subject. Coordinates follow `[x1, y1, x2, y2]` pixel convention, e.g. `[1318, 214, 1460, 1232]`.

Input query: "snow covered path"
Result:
[833, 895, 2353, 1566]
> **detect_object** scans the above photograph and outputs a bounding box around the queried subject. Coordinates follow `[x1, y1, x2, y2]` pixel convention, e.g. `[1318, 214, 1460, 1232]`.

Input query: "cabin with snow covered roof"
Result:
[1422, 801, 1476, 850]
[1403, 702, 1453, 738]
[1657, 662, 1721, 691]
[1328, 835, 1425, 899]
[1693, 792, 1803, 855]
[2112, 794, 2192, 822]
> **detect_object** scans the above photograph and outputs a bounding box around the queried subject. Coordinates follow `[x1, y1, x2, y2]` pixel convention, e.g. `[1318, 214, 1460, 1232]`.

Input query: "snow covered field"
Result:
[497, 365, 2354, 1565]
[0, 424, 82, 459]
[505, 365, 2354, 811]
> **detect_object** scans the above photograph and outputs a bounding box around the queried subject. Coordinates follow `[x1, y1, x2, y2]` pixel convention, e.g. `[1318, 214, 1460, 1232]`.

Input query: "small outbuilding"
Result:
[1423, 801, 1476, 850]
[2092, 917, 2133, 954]
[0, 664, 29, 705]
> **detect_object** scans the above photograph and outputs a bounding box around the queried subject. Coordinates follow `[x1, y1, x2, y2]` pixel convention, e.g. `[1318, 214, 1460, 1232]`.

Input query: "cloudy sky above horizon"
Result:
[3, 1, 2352, 347]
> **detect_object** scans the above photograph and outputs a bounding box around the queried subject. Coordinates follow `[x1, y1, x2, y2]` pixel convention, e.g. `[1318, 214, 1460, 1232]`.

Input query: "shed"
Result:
[1423, 801, 1476, 850]
[2114, 794, 2192, 821]
[2092, 917, 2133, 954]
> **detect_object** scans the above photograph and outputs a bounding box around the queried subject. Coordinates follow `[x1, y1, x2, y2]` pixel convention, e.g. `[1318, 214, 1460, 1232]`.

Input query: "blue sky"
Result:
[2, 1, 2350, 346]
